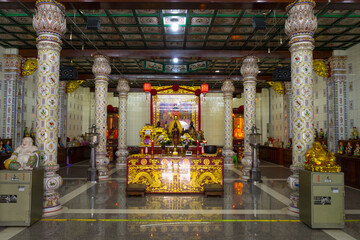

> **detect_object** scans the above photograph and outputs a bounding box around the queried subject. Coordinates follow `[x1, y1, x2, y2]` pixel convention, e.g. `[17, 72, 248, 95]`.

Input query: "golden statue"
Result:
[305, 141, 341, 173]
[168, 115, 182, 136]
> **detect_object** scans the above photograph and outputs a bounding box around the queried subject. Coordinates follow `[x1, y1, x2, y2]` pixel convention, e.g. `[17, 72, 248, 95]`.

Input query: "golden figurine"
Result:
[305, 141, 341, 173]
[337, 142, 344, 155]
[168, 115, 183, 136]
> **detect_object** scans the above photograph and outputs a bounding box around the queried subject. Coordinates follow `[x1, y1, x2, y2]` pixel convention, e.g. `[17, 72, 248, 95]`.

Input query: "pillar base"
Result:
[287, 164, 300, 217]
[116, 148, 128, 166]
[241, 153, 252, 180]
[116, 162, 127, 168]
[222, 147, 235, 165]
[43, 202, 63, 217]
[43, 165, 63, 216]
[96, 152, 109, 179]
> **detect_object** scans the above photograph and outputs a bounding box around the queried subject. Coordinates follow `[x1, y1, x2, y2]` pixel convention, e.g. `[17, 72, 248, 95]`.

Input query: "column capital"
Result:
[117, 78, 130, 94]
[3, 54, 22, 73]
[33, 0, 66, 44]
[221, 78, 235, 95]
[92, 55, 111, 78]
[329, 56, 347, 70]
[285, 0, 317, 44]
[241, 56, 259, 81]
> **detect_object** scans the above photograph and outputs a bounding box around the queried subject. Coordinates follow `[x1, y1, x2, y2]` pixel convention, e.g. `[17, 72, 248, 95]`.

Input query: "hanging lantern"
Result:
[201, 83, 209, 93]
[143, 82, 151, 92]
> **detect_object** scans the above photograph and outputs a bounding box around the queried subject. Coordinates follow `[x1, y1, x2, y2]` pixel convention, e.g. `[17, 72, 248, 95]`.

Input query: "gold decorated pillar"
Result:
[240, 56, 259, 180]
[33, 0, 66, 215]
[116, 78, 130, 167]
[92, 55, 111, 180]
[285, 0, 317, 216]
[221, 78, 235, 166]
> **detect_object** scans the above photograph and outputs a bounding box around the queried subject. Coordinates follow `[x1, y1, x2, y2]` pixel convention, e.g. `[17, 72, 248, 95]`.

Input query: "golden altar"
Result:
[127, 155, 224, 193]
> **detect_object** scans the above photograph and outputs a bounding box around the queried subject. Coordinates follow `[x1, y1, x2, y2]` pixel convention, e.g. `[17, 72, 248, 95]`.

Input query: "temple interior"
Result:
[1, 0, 360, 239]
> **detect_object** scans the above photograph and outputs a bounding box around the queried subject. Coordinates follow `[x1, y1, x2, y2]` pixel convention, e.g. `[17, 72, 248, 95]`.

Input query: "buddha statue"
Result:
[172, 122, 180, 147]
[168, 115, 183, 136]
[305, 141, 341, 172]
[4, 137, 39, 170]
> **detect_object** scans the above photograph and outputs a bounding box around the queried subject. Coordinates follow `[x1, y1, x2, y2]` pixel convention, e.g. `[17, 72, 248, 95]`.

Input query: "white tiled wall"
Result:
[201, 93, 225, 145]
[66, 86, 91, 139]
[313, 73, 327, 132]
[345, 43, 360, 136]
[22, 71, 37, 131]
[127, 92, 150, 145]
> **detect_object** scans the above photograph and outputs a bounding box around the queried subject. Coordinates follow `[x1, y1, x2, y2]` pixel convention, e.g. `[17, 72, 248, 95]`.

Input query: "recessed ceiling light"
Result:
[173, 58, 179, 63]
[215, 70, 220, 73]
[171, 23, 179, 31]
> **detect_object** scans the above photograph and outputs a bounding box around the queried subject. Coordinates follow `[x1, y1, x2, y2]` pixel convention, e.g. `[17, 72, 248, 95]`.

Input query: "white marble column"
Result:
[33, 0, 66, 216]
[92, 55, 111, 180]
[240, 56, 259, 180]
[285, 0, 317, 216]
[329, 56, 347, 148]
[116, 78, 130, 167]
[221, 78, 235, 166]
[58, 81, 68, 146]
[283, 82, 292, 147]
[3, 54, 22, 146]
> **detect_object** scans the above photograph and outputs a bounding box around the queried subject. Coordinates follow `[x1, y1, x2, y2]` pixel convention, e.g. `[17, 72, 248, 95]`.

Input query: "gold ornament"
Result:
[22, 58, 38, 76]
[268, 81, 284, 95]
[304, 141, 341, 173]
[313, 59, 329, 78]
[66, 80, 84, 93]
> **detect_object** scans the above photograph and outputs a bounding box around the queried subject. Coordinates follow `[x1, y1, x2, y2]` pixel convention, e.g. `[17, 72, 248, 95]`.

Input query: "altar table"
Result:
[127, 155, 224, 193]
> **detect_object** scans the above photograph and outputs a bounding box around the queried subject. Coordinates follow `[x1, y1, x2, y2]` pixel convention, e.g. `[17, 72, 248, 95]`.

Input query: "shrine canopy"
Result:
[150, 85, 201, 132]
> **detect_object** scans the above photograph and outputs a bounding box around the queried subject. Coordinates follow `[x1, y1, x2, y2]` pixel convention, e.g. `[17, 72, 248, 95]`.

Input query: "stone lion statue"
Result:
[4, 137, 39, 170]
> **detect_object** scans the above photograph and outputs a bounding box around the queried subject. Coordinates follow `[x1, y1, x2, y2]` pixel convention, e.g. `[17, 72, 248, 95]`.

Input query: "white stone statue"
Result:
[4, 137, 39, 170]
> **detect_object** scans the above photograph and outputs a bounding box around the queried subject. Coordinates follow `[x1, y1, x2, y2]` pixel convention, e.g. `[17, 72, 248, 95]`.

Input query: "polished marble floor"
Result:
[1, 160, 360, 240]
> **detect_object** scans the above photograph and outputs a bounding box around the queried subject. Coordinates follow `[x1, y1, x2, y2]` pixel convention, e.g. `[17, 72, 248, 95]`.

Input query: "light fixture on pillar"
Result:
[249, 125, 262, 183]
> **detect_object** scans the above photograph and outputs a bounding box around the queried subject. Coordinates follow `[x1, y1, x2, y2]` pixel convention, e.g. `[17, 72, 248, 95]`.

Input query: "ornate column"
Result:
[329, 56, 347, 149]
[92, 55, 111, 180]
[33, 0, 66, 216]
[116, 78, 130, 167]
[221, 78, 235, 166]
[285, 0, 317, 216]
[3, 54, 22, 146]
[58, 81, 68, 146]
[283, 82, 292, 147]
[240, 56, 259, 180]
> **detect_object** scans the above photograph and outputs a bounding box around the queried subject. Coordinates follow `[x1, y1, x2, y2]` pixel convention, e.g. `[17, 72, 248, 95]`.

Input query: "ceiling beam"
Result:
[2, 0, 360, 10]
[78, 73, 273, 81]
[19, 49, 333, 59]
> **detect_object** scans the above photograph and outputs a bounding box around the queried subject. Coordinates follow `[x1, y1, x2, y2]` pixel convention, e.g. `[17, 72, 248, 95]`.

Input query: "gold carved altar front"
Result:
[127, 155, 224, 193]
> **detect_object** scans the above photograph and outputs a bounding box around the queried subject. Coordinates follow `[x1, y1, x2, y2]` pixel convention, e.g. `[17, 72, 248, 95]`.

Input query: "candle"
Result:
[196, 140, 199, 156]
[145, 147, 148, 154]
[151, 140, 154, 155]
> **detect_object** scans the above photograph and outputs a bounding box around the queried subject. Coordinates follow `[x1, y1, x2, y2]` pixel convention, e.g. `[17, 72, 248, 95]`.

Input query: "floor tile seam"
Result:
[59, 167, 121, 205]
[254, 183, 292, 206]
[0, 227, 26, 240]
[63, 208, 288, 215]
[322, 229, 358, 240]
